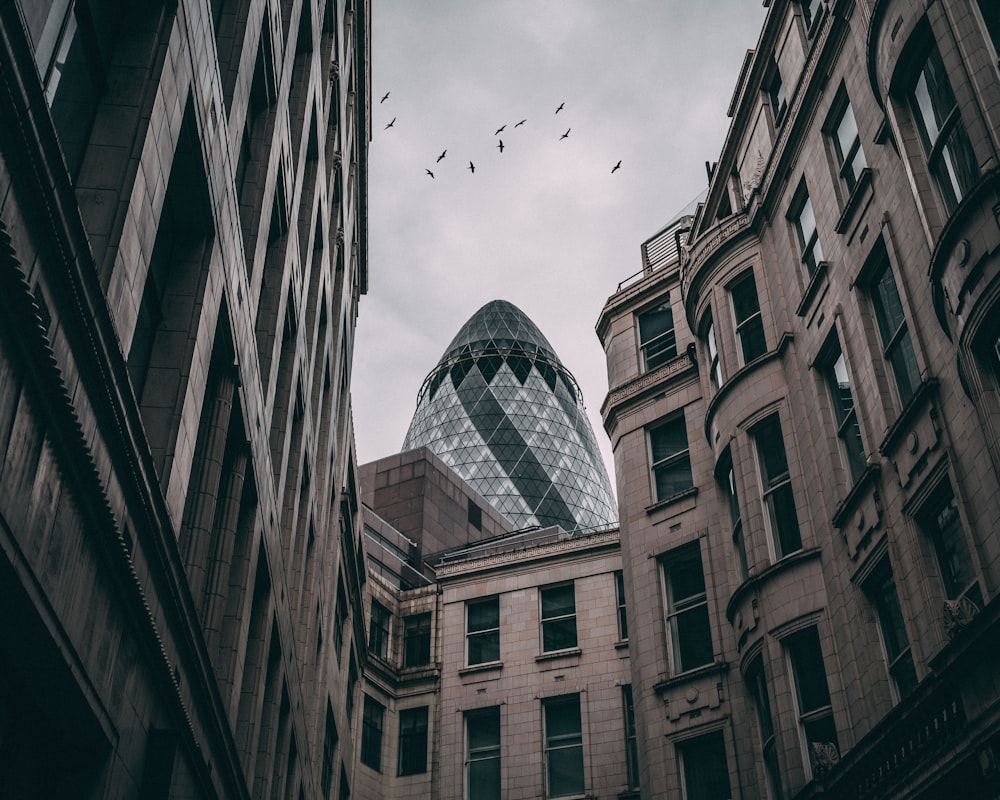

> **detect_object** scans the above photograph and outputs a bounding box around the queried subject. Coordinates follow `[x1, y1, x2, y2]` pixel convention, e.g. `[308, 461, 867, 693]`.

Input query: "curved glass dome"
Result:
[403, 300, 618, 532]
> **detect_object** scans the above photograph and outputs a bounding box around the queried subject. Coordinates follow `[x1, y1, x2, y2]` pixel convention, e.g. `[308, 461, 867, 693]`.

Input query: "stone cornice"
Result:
[433, 529, 619, 578]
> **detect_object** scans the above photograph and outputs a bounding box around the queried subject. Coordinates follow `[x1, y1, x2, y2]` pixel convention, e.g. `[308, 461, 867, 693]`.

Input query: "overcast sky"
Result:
[352, 1, 768, 485]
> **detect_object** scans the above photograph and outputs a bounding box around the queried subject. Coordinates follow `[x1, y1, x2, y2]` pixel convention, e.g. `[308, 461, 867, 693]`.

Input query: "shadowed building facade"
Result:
[599, 1, 1000, 798]
[0, 0, 370, 797]
[403, 299, 618, 533]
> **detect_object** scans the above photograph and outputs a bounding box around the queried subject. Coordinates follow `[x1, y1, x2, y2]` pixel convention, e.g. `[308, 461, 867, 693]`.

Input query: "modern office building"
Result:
[0, 0, 370, 797]
[403, 299, 619, 533]
[598, 1, 1000, 799]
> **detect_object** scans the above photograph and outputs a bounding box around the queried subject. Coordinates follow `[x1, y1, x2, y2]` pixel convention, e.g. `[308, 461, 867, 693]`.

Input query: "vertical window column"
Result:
[824, 339, 866, 483]
[677, 731, 732, 800]
[662, 542, 713, 674]
[730, 272, 767, 364]
[397, 706, 429, 776]
[649, 416, 693, 502]
[466, 707, 500, 800]
[865, 560, 918, 700]
[622, 685, 639, 790]
[638, 299, 677, 370]
[785, 627, 839, 778]
[466, 597, 500, 665]
[543, 694, 585, 798]
[540, 584, 577, 653]
[869, 253, 921, 409]
[403, 612, 432, 667]
[360, 695, 384, 772]
[747, 658, 783, 800]
[753, 415, 803, 559]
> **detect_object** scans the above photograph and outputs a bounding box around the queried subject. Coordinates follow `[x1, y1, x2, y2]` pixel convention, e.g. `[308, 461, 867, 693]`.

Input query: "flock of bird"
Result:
[378, 91, 622, 180]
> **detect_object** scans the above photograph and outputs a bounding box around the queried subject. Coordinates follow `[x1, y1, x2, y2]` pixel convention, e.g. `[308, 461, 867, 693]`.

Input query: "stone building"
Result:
[598, 0, 1000, 798]
[353, 303, 634, 800]
[0, 0, 370, 797]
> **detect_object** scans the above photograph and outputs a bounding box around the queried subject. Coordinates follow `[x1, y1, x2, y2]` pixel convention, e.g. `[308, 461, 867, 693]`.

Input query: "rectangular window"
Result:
[650, 415, 693, 501]
[615, 571, 629, 641]
[731, 272, 767, 364]
[677, 730, 732, 800]
[540, 583, 577, 652]
[466, 707, 501, 800]
[720, 450, 748, 581]
[321, 703, 338, 798]
[919, 480, 982, 607]
[638, 299, 677, 370]
[747, 658, 783, 800]
[468, 498, 482, 530]
[368, 600, 390, 661]
[769, 65, 787, 124]
[785, 627, 839, 778]
[792, 189, 824, 278]
[824, 339, 866, 483]
[865, 560, 918, 700]
[543, 694, 585, 798]
[403, 613, 432, 668]
[705, 310, 722, 389]
[830, 96, 867, 193]
[360, 695, 384, 772]
[868, 252, 921, 408]
[467, 597, 500, 665]
[398, 706, 429, 776]
[908, 43, 980, 213]
[753, 415, 803, 559]
[662, 542, 713, 673]
[622, 685, 639, 790]
[333, 574, 348, 661]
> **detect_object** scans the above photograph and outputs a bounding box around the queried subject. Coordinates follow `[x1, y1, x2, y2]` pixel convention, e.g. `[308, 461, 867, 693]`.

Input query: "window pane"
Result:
[403, 613, 431, 667]
[468, 707, 501, 800]
[650, 419, 688, 462]
[468, 598, 499, 631]
[678, 731, 731, 800]
[544, 696, 584, 798]
[674, 604, 713, 671]
[543, 618, 578, 651]
[755, 417, 790, 486]
[639, 301, 677, 369]
[921, 481, 979, 602]
[788, 629, 832, 713]
[541, 585, 575, 618]
[398, 707, 428, 775]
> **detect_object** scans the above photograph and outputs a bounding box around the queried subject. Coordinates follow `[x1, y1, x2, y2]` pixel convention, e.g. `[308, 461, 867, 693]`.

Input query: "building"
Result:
[598, 1, 1000, 798]
[357, 448, 634, 800]
[0, 0, 370, 797]
[403, 299, 619, 533]
[353, 304, 634, 799]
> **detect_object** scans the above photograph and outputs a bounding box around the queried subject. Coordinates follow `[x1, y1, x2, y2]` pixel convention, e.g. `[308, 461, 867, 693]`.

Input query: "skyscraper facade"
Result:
[403, 299, 618, 533]
[0, 0, 370, 797]
[599, 1, 1000, 798]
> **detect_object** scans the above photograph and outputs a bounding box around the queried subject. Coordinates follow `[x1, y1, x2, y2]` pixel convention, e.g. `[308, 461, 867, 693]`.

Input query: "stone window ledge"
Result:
[536, 647, 582, 664]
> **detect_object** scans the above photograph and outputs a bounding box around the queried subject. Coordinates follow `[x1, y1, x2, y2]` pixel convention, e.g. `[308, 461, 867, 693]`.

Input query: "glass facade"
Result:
[403, 300, 618, 531]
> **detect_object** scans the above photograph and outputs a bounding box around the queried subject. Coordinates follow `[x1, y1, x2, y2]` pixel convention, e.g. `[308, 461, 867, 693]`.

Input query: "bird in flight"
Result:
[612, 160, 622, 173]
[515, 119, 527, 128]
[384, 117, 396, 129]
[436, 150, 447, 162]
[497, 139, 504, 152]
[380, 91, 390, 103]
[425, 169, 434, 178]
[559, 128, 571, 140]
[468, 161, 475, 173]
[555, 102, 565, 114]
[494, 125, 506, 135]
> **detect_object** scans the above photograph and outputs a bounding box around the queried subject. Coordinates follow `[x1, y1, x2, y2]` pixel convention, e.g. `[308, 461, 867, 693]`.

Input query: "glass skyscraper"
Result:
[403, 300, 618, 532]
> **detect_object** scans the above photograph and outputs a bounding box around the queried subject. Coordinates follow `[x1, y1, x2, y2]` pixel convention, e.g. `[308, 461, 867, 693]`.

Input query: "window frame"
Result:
[402, 612, 432, 668]
[397, 706, 429, 776]
[752, 414, 803, 560]
[622, 685, 639, 790]
[615, 570, 629, 642]
[784, 626, 839, 779]
[719, 448, 749, 581]
[863, 559, 918, 702]
[368, 599, 391, 661]
[466, 596, 501, 666]
[360, 694, 385, 772]
[540, 582, 578, 653]
[676, 730, 733, 800]
[865, 247, 921, 410]
[790, 185, 824, 279]
[821, 336, 867, 484]
[827, 91, 867, 194]
[703, 308, 722, 390]
[746, 657, 783, 800]
[917, 479, 982, 607]
[649, 414, 694, 502]
[905, 40, 980, 214]
[661, 541, 714, 674]
[637, 298, 677, 371]
[729, 271, 767, 365]
[466, 706, 501, 800]
[542, 694, 585, 798]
